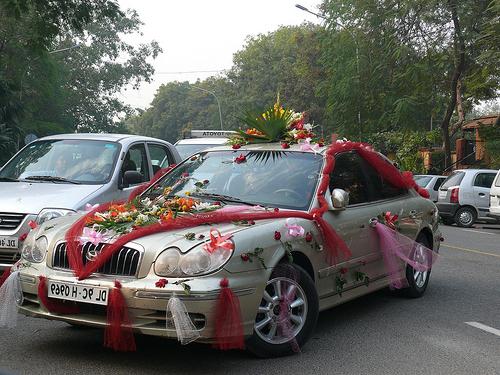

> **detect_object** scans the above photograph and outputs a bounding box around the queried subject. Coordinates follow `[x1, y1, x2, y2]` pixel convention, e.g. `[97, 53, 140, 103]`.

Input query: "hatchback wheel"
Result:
[246, 263, 318, 357]
[454, 206, 476, 227]
[404, 233, 432, 298]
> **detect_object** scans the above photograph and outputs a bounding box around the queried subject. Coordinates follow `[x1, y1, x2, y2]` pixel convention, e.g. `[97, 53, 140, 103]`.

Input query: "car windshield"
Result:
[175, 143, 220, 160]
[414, 175, 432, 187]
[440, 171, 465, 190]
[0, 139, 120, 184]
[147, 150, 323, 211]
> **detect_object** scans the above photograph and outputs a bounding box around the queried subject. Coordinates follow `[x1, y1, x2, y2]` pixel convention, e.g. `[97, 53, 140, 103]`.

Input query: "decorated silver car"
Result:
[0, 139, 441, 357]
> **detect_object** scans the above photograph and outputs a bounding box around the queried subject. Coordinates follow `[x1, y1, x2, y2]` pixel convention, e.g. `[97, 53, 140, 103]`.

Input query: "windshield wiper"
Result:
[188, 192, 256, 206]
[24, 176, 81, 184]
[0, 177, 18, 182]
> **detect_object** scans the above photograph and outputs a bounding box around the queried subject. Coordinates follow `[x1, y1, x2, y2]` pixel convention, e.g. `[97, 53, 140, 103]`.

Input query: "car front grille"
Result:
[52, 242, 141, 277]
[0, 213, 26, 230]
[0, 250, 21, 265]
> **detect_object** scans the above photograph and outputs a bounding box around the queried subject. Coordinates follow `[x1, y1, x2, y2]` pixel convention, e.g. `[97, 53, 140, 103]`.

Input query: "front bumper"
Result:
[18, 267, 266, 342]
[436, 202, 459, 219]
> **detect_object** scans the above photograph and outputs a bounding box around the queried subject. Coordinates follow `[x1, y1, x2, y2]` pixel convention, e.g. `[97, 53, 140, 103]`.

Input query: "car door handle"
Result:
[479, 193, 485, 197]
[409, 210, 418, 219]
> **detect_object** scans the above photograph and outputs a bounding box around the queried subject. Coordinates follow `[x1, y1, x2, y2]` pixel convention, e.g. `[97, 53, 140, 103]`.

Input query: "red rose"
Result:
[155, 278, 168, 288]
[274, 231, 281, 240]
[28, 220, 37, 229]
[273, 207, 279, 212]
[181, 172, 189, 177]
[249, 220, 255, 225]
[232, 144, 241, 149]
[203, 179, 209, 184]
[240, 253, 250, 262]
[340, 267, 348, 275]
[213, 201, 221, 206]
[318, 142, 324, 147]
[234, 154, 246, 164]
[19, 233, 28, 242]
[305, 232, 313, 242]
[281, 142, 290, 149]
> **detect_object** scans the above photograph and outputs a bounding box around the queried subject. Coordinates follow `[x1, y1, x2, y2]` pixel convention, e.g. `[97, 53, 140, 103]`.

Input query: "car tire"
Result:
[246, 263, 318, 357]
[403, 233, 432, 298]
[454, 206, 476, 228]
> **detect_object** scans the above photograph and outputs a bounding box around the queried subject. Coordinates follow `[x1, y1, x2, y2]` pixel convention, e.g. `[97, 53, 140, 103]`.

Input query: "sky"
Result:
[117, 0, 322, 109]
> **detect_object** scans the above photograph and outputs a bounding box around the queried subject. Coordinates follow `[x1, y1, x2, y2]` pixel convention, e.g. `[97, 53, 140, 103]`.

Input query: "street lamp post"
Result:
[295, 4, 362, 141]
[191, 85, 224, 130]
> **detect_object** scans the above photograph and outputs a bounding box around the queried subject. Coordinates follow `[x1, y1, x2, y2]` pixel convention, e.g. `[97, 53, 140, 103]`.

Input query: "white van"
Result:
[0, 133, 180, 270]
[489, 169, 500, 220]
[175, 130, 236, 160]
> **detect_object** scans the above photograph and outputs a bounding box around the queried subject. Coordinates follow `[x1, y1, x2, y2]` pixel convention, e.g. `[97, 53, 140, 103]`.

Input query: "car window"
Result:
[176, 144, 218, 160]
[440, 171, 465, 190]
[122, 143, 149, 183]
[330, 152, 370, 205]
[148, 143, 172, 174]
[473, 173, 496, 188]
[495, 172, 500, 187]
[433, 177, 445, 191]
[414, 176, 432, 187]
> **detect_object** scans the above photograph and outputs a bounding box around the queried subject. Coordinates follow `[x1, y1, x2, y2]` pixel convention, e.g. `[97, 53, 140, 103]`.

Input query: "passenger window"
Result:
[474, 173, 496, 188]
[148, 143, 172, 175]
[433, 178, 445, 191]
[330, 152, 370, 205]
[122, 144, 150, 183]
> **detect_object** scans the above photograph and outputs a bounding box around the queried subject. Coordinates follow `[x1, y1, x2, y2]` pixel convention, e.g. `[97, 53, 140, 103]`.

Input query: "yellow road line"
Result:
[442, 244, 500, 258]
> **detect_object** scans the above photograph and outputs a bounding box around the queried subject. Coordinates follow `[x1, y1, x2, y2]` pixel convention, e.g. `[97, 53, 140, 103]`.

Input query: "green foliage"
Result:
[479, 123, 500, 168]
[237, 104, 294, 142]
[367, 130, 440, 173]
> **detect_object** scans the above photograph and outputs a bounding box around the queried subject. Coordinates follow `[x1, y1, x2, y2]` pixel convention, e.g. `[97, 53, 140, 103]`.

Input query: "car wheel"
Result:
[246, 263, 318, 357]
[404, 233, 432, 298]
[454, 206, 476, 228]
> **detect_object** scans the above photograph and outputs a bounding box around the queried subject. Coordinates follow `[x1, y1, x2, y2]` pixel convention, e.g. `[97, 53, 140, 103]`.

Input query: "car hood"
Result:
[0, 181, 103, 214]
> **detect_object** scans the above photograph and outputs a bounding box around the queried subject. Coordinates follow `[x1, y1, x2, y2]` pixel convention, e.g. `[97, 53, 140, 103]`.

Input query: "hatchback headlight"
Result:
[154, 245, 233, 277]
[36, 208, 75, 225]
[21, 235, 48, 263]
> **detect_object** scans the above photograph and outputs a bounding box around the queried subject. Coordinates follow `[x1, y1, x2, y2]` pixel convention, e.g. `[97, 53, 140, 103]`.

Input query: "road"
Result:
[1, 224, 499, 375]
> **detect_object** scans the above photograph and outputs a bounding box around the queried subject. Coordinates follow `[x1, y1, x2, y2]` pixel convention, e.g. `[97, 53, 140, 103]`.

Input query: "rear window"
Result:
[414, 175, 432, 187]
[495, 172, 500, 187]
[440, 171, 465, 190]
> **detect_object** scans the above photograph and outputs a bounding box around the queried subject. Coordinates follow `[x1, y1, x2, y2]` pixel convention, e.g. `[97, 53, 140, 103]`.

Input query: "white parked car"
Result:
[436, 169, 498, 227]
[414, 175, 446, 202]
[488, 169, 500, 221]
[175, 130, 236, 160]
[0, 133, 181, 270]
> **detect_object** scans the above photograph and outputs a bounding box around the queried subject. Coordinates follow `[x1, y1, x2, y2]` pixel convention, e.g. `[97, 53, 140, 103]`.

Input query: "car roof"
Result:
[37, 133, 170, 144]
[415, 174, 446, 178]
[453, 169, 498, 173]
[175, 138, 229, 145]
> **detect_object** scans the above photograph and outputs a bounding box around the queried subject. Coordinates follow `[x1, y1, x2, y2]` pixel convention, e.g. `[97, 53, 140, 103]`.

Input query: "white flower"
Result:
[134, 213, 150, 225]
[193, 202, 216, 211]
[304, 123, 313, 131]
[141, 197, 152, 207]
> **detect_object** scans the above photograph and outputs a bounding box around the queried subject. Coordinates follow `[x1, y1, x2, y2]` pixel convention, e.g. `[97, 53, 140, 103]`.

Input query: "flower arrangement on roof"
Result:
[228, 96, 323, 147]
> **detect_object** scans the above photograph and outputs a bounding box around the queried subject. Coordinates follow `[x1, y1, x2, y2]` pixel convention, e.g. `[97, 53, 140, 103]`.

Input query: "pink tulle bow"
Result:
[285, 218, 305, 237]
[203, 228, 234, 254]
[79, 227, 108, 246]
[299, 138, 320, 153]
[85, 203, 100, 212]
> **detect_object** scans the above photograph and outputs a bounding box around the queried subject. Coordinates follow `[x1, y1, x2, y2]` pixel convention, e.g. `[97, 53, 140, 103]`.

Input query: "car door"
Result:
[321, 151, 404, 295]
[146, 142, 176, 176]
[473, 172, 497, 215]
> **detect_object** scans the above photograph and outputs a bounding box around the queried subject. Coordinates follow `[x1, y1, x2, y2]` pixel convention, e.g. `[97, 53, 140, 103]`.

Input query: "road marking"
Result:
[465, 322, 500, 337]
[462, 228, 496, 236]
[442, 244, 500, 258]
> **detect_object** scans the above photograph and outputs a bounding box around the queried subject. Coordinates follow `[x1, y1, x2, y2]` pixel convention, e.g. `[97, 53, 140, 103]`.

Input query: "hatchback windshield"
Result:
[0, 140, 120, 184]
[147, 150, 323, 211]
[440, 171, 465, 190]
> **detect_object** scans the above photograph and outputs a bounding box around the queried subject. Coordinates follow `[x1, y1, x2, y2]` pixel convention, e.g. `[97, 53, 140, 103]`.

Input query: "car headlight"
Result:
[36, 208, 75, 225]
[154, 245, 233, 277]
[21, 235, 48, 263]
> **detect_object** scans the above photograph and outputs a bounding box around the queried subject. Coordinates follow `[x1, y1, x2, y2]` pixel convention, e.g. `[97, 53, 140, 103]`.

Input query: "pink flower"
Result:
[240, 253, 250, 262]
[299, 138, 320, 153]
[285, 218, 305, 238]
[28, 220, 37, 229]
[19, 233, 28, 242]
[85, 203, 99, 212]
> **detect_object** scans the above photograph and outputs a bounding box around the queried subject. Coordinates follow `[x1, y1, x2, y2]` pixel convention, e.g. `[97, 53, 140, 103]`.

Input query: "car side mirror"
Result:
[122, 170, 143, 188]
[331, 188, 349, 210]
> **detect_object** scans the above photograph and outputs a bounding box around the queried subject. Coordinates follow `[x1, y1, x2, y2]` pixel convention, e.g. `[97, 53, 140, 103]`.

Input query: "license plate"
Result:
[0, 236, 18, 249]
[47, 281, 109, 306]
